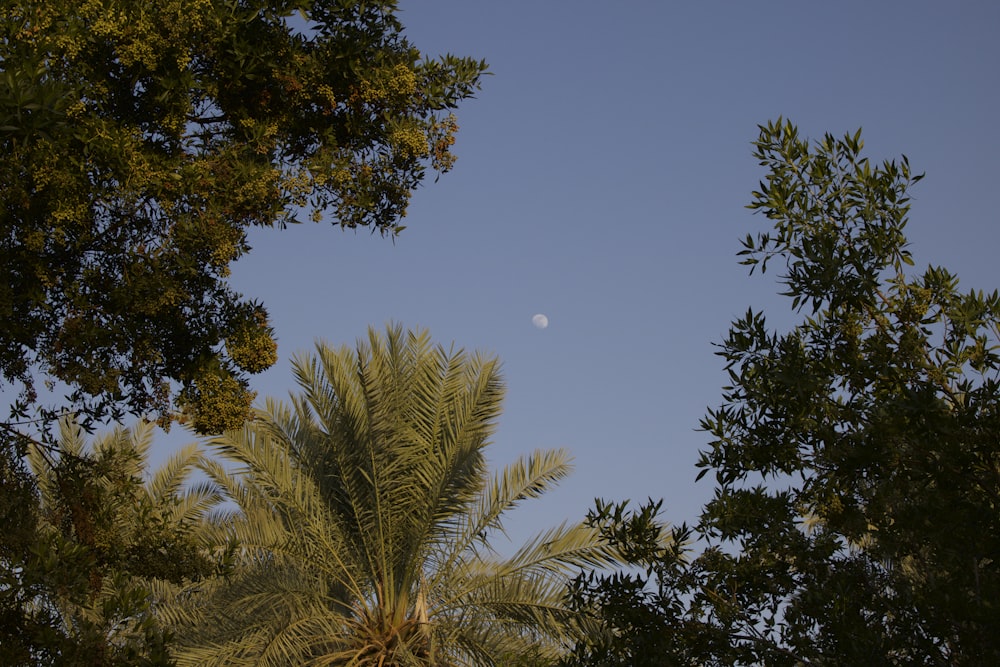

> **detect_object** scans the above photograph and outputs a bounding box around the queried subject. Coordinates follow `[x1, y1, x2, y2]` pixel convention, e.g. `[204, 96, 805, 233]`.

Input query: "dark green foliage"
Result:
[1, 421, 219, 665]
[559, 500, 701, 667]
[569, 121, 1000, 665]
[0, 0, 487, 433]
[699, 120, 1000, 663]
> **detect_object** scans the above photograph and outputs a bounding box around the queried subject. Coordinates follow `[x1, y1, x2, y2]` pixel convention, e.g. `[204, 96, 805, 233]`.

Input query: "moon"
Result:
[531, 313, 549, 329]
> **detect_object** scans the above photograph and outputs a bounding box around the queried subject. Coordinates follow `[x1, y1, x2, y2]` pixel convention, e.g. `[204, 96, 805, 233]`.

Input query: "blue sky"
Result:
[156, 1, 999, 544]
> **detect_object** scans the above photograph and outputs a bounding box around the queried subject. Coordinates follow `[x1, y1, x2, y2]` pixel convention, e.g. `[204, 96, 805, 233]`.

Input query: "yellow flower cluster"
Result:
[65, 99, 87, 119]
[45, 0, 215, 73]
[391, 125, 429, 160]
[23, 229, 46, 253]
[51, 201, 88, 225]
[385, 64, 417, 97]
[430, 114, 460, 172]
[314, 83, 337, 109]
[31, 160, 57, 190]
[359, 64, 418, 104]
[178, 370, 255, 435]
[226, 318, 277, 374]
[231, 165, 281, 214]
[282, 169, 315, 208]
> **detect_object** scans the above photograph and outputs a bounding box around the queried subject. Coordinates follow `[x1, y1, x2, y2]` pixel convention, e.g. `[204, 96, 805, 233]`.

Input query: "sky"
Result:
[155, 1, 1000, 546]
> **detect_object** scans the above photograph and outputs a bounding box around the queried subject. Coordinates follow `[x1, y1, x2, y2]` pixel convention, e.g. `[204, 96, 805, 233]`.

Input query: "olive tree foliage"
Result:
[566, 121, 1000, 665]
[0, 0, 487, 437]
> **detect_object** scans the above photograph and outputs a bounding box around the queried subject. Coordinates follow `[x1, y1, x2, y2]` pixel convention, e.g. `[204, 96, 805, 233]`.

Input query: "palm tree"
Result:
[162, 324, 619, 666]
[24, 417, 221, 663]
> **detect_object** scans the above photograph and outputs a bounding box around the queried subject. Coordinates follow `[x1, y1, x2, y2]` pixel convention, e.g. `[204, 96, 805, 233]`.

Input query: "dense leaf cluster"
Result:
[0, 0, 486, 432]
[1, 419, 221, 665]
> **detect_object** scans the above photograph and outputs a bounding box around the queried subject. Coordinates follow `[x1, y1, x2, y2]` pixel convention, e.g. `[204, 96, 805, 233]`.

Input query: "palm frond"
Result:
[56, 414, 87, 458]
[168, 325, 618, 665]
[440, 448, 575, 570]
[147, 441, 203, 504]
[128, 418, 156, 470]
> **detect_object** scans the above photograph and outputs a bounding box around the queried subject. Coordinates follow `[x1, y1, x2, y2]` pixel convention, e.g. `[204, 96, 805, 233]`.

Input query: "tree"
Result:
[158, 324, 619, 666]
[566, 121, 1000, 665]
[2, 5, 485, 652]
[0, 0, 487, 434]
[559, 500, 701, 667]
[1, 417, 222, 665]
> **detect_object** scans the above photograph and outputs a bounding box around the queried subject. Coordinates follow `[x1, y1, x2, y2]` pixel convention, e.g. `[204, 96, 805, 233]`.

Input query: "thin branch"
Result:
[185, 114, 227, 125]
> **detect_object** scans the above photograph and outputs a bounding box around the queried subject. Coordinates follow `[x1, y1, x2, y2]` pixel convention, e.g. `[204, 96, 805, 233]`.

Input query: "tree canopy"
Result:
[0, 0, 487, 434]
[1, 418, 219, 665]
[566, 120, 1000, 665]
[159, 325, 619, 666]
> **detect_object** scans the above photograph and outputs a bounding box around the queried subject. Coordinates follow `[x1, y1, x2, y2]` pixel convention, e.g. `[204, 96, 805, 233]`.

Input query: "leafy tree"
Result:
[559, 500, 701, 667]
[0, 0, 487, 434]
[2, 4, 484, 655]
[158, 324, 619, 666]
[1, 417, 222, 665]
[567, 121, 1000, 665]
